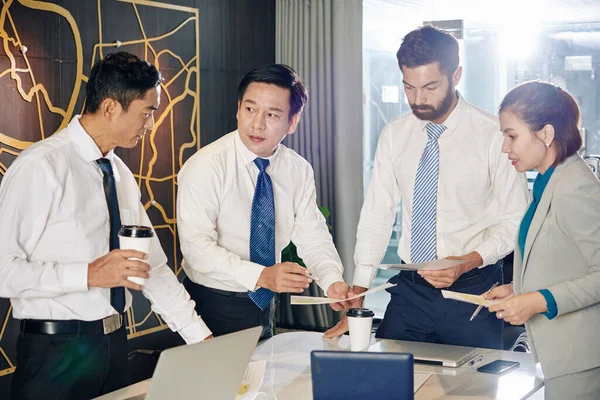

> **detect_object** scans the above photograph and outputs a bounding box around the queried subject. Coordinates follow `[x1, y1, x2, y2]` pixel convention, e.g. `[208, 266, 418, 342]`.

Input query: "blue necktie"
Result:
[410, 122, 446, 263]
[247, 158, 276, 310]
[96, 158, 126, 313]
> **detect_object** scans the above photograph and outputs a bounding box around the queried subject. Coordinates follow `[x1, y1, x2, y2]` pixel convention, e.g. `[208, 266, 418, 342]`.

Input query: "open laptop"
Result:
[370, 339, 480, 367]
[125, 326, 262, 400]
[311, 351, 414, 400]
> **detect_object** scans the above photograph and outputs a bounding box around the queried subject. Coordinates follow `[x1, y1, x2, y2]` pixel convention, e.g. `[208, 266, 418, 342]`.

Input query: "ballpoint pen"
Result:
[469, 281, 500, 321]
[467, 354, 484, 367]
[304, 272, 320, 282]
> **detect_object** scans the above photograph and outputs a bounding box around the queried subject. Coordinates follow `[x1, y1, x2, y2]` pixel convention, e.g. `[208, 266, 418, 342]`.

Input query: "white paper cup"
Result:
[347, 308, 374, 351]
[118, 225, 153, 286]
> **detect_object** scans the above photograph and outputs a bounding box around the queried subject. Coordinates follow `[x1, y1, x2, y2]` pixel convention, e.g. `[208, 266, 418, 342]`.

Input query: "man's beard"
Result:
[411, 86, 456, 121]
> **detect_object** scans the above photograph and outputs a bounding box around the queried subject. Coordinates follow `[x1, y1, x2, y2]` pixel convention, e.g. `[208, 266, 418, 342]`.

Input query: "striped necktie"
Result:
[410, 122, 446, 263]
[247, 158, 276, 310]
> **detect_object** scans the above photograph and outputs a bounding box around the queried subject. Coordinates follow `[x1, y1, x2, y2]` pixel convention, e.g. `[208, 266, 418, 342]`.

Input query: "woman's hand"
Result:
[488, 291, 548, 325]
[483, 283, 515, 300]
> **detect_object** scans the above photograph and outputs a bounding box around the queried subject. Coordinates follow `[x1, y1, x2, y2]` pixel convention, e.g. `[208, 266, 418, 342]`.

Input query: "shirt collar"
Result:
[418, 90, 466, 138]
[234, 130, 281, 168]
[67, 115, 119, 178]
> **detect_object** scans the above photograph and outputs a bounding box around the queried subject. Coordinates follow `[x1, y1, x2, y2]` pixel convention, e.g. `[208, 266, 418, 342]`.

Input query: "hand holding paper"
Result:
[375, 258, 464, 271]
[441, 290, 501, 307]
[291, 282, 396, 305]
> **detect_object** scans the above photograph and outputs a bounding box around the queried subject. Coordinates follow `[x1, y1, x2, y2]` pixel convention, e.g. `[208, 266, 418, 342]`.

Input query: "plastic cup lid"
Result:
[118, 225, 154, 238]
[346, 308, 374, 318]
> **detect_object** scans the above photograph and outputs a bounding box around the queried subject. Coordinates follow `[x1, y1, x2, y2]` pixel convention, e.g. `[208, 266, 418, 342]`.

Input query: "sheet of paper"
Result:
[441, 290, 501, 307]
[290, 282, 396, 305]
[236, 360, 267, 400]
[414, 372, 431, 393]
[375, 258, 465, 271]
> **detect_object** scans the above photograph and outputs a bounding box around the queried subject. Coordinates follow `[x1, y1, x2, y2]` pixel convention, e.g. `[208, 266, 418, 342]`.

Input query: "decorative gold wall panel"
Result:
[0, 0, 200, 377]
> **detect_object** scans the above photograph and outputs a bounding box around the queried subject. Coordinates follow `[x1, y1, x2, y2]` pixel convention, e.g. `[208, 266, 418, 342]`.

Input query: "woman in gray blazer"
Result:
[486, 81, 600, 400]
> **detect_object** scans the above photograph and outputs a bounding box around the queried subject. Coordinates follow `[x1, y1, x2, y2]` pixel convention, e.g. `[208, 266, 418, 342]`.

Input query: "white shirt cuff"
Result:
[352, 265, 377, 289]
[236, 260, 266, 292]
[319, 274, 345, 297]
[63, 263, 90, 292]
[177, 319, 212, 344]
[476, 244, 499, 268]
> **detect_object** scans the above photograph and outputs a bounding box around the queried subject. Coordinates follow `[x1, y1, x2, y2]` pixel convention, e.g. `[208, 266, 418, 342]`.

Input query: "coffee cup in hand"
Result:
[118, 225, 153, 286]
[347, 308, 374, 351]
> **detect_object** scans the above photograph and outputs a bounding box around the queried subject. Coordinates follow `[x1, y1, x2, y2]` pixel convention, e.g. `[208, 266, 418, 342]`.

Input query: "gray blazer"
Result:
[514, 154, 600, 379]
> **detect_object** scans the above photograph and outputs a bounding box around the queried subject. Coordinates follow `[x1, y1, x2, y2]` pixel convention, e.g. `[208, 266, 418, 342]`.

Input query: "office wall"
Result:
[0, 0, 275, 396]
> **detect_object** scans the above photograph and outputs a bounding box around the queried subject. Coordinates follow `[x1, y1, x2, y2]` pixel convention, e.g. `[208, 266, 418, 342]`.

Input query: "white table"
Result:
[98, 331, 544, 400]
[251, 332, 544, 400]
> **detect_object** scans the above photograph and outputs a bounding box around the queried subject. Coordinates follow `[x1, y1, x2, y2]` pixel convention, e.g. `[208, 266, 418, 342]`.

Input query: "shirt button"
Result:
[258, 223, 263, 228]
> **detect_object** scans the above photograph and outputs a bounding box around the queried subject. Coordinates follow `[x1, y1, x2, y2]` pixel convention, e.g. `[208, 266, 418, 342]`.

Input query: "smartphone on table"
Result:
[477, 360, 520, 375]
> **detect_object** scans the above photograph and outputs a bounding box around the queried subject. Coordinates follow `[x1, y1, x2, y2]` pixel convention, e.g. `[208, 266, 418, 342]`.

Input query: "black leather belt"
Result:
[402, 270, 436, 289]
[20, 314, 124, 336]
[203, 285, 250, 299]
[402, 268, 492, 291]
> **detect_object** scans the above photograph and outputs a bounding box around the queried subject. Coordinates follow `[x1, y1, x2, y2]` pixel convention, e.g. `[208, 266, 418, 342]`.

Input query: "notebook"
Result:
[311, 350, 414, 400]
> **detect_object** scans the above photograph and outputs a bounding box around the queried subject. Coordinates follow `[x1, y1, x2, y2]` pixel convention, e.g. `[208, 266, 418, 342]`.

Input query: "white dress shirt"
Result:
[177, 131, 344, 295]
[0, 116, 211, 343]
[353, 93, 529, 288]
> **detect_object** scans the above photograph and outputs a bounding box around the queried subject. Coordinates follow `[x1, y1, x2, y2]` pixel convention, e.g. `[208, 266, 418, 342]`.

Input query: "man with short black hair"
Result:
[177, 64, 352, 340]
[326, 26, 528, 349]
[0, 52, 211, 400]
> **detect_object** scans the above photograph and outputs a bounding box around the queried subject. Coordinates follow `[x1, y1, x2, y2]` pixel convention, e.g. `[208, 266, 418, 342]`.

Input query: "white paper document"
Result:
[290, 282, 396, 305]
[236, 360, 267, 400]
[375, 258, 465, 271]
[441, 290, 501, 307]
[414, 372, 431, 393]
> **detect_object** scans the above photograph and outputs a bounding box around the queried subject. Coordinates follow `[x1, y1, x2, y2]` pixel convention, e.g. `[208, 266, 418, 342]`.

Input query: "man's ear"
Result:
[102, 98, 120, 121]
[287, 112, 302, 134]
[452, 66, 463, 87]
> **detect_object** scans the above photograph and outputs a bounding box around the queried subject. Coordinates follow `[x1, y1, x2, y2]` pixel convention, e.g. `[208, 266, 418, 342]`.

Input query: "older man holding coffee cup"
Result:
[0, 52, 211, 400]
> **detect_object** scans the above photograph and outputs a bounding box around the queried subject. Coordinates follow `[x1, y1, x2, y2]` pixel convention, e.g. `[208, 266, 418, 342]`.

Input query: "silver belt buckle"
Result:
[102, 314, 123, 335]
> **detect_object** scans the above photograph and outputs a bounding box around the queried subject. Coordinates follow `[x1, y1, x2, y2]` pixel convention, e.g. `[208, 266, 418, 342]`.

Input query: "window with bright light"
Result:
[363, 0, 600, 317]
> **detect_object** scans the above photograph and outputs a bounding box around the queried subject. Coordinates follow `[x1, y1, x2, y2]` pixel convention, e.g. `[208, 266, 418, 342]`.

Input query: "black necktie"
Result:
[96, 158, 125, 313]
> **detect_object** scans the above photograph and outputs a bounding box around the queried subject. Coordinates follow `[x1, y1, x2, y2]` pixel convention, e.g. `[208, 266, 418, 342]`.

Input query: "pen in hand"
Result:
[469, 281, 500, 321]
[304, 272, 320, 282]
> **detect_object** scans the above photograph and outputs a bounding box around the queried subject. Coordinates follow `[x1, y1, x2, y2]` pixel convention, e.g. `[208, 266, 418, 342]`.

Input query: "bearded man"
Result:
[325, 26, 528, 349]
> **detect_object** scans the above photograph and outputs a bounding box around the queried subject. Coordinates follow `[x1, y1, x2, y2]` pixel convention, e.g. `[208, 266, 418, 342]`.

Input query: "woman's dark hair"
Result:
[499, 81, 582, 166]
[237, 64, 308, 120]
[84, 52, 161, 114]
[396, 25, 459, 78]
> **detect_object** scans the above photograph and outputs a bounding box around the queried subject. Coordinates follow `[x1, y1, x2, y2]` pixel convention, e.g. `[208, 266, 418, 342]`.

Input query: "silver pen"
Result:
[304, 272, 320, 282]
[469, 281, 499, 321]
[467, 354, 484, 367]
